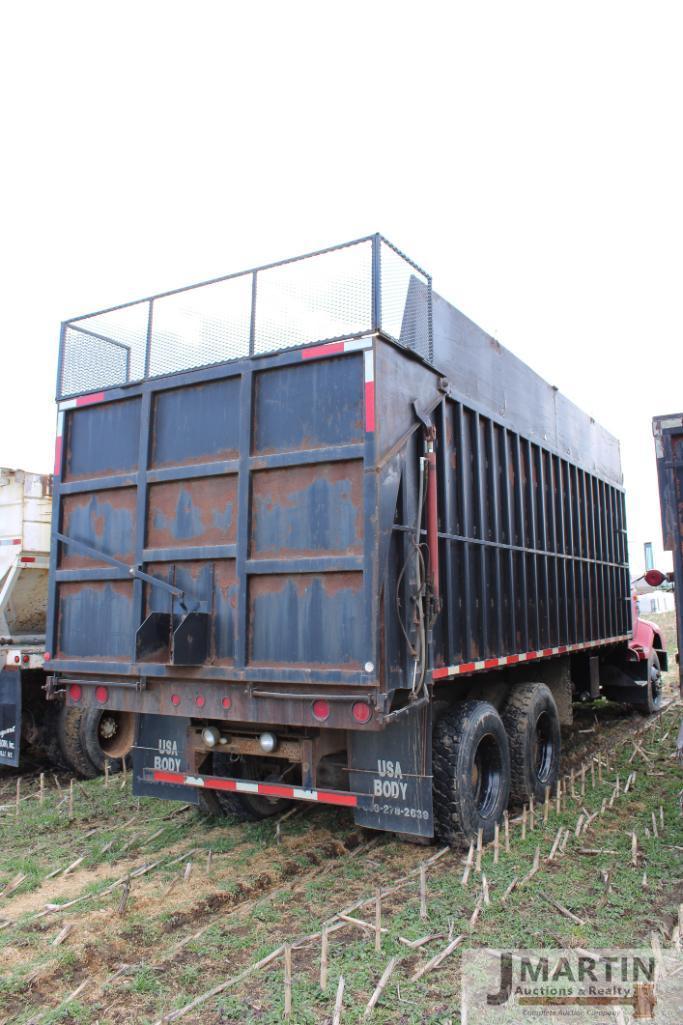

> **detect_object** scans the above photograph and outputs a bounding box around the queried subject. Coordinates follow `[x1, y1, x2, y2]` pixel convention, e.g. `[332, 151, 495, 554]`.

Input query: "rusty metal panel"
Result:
[151, 377, 240, 467]
[144, 560, 238, 664]
[146, 476, 237, 549]
[56, 580, 134, 659]
[249, 572, 364, 667]
[60, 488, 136, 568]
[64, 398, 141, 480]
[251, 461, 363, 558]
[252, 356, 364, 454]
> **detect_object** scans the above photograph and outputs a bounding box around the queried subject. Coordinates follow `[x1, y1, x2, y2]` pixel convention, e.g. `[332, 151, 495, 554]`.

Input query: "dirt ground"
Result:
[0, 616, 680, 1025]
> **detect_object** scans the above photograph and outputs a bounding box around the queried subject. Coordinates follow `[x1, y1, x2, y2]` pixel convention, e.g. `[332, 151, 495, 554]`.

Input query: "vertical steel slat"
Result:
[501, 428, 517, 652]
[549, 454, 561, 646]
[439, 401, 457, 662]
[457, 404, 473, 661]
[593, 477, 604, 638]
[131, 389, 153, 662]
[474, 413, 489, 658]
[563, 459, 575, 643]
[609, 485, 619, 636]
[537, 447, 550, 647]
[234, 370, 253, 668]
[574, 465, 586, 642]
[526, 440, 540, 650]
[488, 420, 504, 657]
[514, 434, 529, 652]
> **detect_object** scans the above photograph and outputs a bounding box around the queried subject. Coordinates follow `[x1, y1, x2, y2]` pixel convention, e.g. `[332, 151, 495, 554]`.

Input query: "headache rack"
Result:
[57, 234, 432, 400]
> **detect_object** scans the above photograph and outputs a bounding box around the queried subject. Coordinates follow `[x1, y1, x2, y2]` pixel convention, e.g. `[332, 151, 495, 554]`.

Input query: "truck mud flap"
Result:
[348, 701, 433, 838]
[132, 714, 198, 804]
[0, 670, 21, 768]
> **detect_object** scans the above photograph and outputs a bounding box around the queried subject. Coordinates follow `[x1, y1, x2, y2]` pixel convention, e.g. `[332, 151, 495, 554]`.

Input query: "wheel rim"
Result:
[471, 733, 502, 817]
[96, 710, 136, 759]
[533, 710, 555, 783]
[650, 661, 663, 708]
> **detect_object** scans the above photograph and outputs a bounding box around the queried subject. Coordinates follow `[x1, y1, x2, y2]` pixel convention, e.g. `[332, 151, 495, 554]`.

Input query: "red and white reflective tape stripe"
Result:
[432, 634, 631, 681]
[0, 538, 22, 546]
[301, 337, 373, 361]
[300, 338, 375, 433]
[150, 770, 358, 808]
[364, 349, 375, 433]
[58, 391, 107, 411]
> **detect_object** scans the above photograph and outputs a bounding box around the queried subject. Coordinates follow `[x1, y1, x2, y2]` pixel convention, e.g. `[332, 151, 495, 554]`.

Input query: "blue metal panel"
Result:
[65, 398, 141, 479]
[253, 357, 364, 453]
[251, 462, 363, 557]
[57, 581, 134, 659]
[249, 573, 365, 666]
[152, 377, 241, 466]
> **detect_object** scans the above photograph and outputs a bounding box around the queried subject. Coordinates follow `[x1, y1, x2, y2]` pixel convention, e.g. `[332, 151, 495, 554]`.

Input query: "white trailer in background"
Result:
[0, 468, 131, 773]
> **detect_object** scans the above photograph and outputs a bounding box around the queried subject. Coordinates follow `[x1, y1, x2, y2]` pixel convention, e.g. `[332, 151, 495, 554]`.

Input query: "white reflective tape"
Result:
[363, 349, 374, 383]
[235, 781, 259, 794]
[59, 399, 77, 411]
[184, 775, 205, 787]
[343, 337, 373, 353]
[293, 788, 318, 801]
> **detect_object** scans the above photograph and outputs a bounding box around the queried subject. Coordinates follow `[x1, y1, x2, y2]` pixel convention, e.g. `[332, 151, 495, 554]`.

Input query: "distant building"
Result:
[638, 591, 676, 615]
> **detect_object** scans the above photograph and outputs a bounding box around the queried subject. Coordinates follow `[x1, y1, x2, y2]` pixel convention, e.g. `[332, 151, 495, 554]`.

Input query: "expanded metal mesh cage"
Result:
[57, 235, 432, 399]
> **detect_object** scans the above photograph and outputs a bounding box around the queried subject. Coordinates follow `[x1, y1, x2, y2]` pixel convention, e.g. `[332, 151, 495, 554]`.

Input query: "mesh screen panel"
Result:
[57, 236, 432, 398]
[253, 240, 372, 354]
[379, 239, 432, 361]
[148, 273, 253, 376]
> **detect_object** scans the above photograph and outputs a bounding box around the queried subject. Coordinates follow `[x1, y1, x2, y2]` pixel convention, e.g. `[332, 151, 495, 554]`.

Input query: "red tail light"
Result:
[69, 684, 82, 702]
[171, 694, 181, 706]
[312, 700, 330, 721]
[352, 702, 371, 724]
[95, 686, 108, 703]
[222, 696, 232, 709]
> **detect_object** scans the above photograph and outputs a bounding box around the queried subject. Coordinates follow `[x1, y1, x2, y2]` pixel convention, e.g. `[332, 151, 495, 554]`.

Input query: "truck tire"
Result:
[57, 705, 99, 779]
[198, 752, 292, 821]
[633, 651, 663, 715]
[81, 709, 137, 773]
[502, 683, 561, 805]
[433, 700, 511, 844]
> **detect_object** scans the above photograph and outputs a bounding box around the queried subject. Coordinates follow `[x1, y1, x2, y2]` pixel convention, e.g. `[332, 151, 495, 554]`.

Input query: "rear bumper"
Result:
[57, 675, 382, 731]
[143, 767, 359, 808]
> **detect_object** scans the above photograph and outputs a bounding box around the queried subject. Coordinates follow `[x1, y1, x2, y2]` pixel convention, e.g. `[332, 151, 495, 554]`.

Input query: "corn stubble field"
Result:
[0, 612, 681, 1025]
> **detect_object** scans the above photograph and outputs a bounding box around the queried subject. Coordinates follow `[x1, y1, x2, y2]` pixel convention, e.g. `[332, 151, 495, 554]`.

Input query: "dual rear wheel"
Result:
[433, 683, 561, 844]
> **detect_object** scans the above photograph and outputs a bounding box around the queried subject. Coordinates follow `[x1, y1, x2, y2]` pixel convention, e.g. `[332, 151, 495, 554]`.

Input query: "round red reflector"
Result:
[69, 684, 82, 702]
[195, 695, 205, 708]
[13, 655, 20, 664]
[352, 702, 371, 724]
[222, 697, 232, 709]
[171, 694, 181, 706]
[95, 686, 108, 703]
[22, 654, 30, 664]
[312, 700, 330, 721]
[44, 652, 51, 661]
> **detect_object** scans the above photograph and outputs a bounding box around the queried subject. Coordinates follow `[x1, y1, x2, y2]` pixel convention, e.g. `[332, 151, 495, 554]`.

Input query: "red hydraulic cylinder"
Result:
[425, 442, 440, 601]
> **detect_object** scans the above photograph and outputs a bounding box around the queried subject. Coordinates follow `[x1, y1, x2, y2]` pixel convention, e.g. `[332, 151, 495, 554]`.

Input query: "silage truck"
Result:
[43, 235, 666, 841]
[0, 468, 136, 775]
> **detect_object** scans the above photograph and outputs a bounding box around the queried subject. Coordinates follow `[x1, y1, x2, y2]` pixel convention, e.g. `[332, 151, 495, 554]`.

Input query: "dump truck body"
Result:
[46, 236, 647, 839]
[0, 469, 51, 767]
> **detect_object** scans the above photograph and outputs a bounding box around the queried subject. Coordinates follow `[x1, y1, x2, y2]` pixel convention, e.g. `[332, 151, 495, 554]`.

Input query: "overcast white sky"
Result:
[1, 1, 681, 572]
